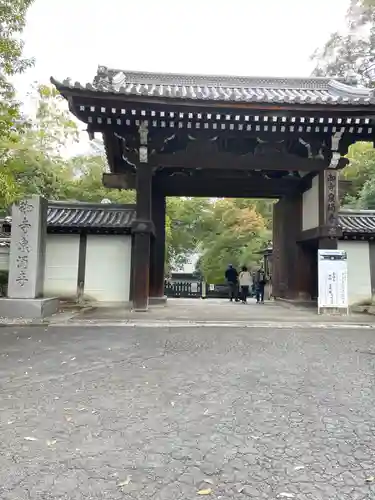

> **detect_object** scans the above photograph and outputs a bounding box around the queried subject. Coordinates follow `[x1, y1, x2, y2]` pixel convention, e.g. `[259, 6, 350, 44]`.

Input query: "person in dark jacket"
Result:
[225, 264, 239, 302]
[254, 266, 266, 304]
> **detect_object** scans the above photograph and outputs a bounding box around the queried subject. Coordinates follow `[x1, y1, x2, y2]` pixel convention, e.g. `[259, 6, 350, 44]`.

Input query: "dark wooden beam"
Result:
[154, 176, 300, 198]
[150, 150, 326, 172]
[298, 226, 343, 242]
[102, 170, 305, 197]
[103, 173, 134, 189]
[164, 190, 283, 198]
[299, 171, 316, 192]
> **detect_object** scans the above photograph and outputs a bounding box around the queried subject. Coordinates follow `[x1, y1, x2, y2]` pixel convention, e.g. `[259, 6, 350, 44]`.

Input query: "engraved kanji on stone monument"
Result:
[18, 236, 31, 254]
[15, 201, 33, 286]
[8, 196, 47, 299]
[16, 270, 28, 287]
[16, 255, 29, 269]
[18, 216, 32, 233]
[18, 200, 34, 214]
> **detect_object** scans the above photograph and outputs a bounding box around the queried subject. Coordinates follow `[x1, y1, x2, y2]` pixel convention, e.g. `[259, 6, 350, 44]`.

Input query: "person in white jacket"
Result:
[238, 266, 252, 304]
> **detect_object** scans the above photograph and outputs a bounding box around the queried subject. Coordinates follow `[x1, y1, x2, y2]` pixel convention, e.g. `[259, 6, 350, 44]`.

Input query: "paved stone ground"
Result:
[1, 324, 375, 499]
[70, 298, 373, 324]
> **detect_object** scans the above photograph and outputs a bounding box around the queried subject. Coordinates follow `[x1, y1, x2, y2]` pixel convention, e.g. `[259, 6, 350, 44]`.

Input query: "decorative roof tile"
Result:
[339, 210, 375, 234]
[47, 201, 135, 230]
[51, 66, 375, 106]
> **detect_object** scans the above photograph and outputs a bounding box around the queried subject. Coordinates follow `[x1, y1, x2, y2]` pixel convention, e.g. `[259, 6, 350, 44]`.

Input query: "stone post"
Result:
[8, 196, 48, 299]
[0, 195, 58, 319]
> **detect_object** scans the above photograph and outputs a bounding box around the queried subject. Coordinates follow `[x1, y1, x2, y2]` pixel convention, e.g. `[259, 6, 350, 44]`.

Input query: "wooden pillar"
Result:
[318, 238, 337, 250]
[369, 241, 375, 300]
[273, 194, 314, 300]
[149, 189, 166, 302]
[132, 123, 154, 311]
[272, 199, 282, 298]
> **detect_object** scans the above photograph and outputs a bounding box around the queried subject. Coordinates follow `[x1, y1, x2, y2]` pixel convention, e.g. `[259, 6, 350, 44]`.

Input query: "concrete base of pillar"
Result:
[149, 295, 167, 305]
[0, 297, 59, 319]
[133, 305, 148, 312]
[318, 306, 349, 316]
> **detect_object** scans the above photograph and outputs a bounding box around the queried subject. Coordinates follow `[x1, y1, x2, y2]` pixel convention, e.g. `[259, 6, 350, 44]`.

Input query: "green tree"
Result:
[0, 0, 35, 202]
[0, 0, 35, 137]
[312, 2, 375, 209]
[61, 155, 135, 204]
[27, 83, 79, 155]
[312, 0, 375, 83]
[165, 197, 271, 278]
[166, 197, 212, 270]
[184, 199, 269, 282]
[342, 142, 375, 191]
[0, 84, 79, 208]
[356, 176, 375, 208]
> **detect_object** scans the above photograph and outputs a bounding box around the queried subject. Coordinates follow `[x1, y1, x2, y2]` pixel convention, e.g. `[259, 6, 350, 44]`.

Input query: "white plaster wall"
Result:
[338, 240, 371, 305]
[302, 175, 319, 231]
[0, 247, 10, 272]
[43, 234, 80, 298]
[84, 235, 132, 302]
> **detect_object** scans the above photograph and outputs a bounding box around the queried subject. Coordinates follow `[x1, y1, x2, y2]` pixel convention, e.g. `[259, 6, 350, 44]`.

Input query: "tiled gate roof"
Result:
[3, 202, 136, 235]
[47, 201, 135, 231]
[50, 66, 375, 106]
[339, 210, 375, 234]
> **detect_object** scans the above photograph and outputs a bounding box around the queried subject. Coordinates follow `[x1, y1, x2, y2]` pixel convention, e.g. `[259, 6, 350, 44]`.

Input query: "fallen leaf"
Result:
[46, 440, 57, 446]
[65, 416, 72, 422]
[203, 479, 214, 485]
[294, 466, 305, 471]
[365, 476, 375, 483]
[237, 486, 245, 493]
[278, 494, 295, 499]
[24, 436, 37, 441]
[197, 488, 212, 495]
[118, 476, 132, 487]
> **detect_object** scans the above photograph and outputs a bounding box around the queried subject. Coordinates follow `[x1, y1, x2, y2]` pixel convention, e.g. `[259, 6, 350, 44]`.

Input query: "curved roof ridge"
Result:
[339, 209, 375, 215]
[95, 65, 345, 90]
[47, 200, 135, 210]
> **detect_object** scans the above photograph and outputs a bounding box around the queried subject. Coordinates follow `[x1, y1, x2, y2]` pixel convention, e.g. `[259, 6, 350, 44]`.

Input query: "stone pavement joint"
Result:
[51, 319, 375, 329]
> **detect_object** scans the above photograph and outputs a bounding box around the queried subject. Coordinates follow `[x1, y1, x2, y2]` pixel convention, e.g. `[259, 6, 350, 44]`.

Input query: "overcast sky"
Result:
[16, 0, 350, 93]
[13, 0, 350, 156]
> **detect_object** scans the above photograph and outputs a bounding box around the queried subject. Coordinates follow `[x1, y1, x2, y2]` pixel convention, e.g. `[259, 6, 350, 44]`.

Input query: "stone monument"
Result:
[0, 195, 59, 319]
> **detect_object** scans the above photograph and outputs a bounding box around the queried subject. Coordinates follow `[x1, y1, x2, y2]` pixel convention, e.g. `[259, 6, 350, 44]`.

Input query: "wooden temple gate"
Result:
[52, 68, 375, 310]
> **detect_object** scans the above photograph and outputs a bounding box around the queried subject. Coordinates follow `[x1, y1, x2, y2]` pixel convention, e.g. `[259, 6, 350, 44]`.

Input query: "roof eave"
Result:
[50, 79, 375, 113]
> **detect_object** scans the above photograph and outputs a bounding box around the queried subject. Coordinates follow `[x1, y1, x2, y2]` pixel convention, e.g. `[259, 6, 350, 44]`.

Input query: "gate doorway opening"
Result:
[52, 67, 375, 310]
[163, 196, 275, 301]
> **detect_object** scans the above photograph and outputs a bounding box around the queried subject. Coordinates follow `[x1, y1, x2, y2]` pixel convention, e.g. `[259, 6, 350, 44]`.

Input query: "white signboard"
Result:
[318, 249, 348, 314]
[190, 282, 198, 293]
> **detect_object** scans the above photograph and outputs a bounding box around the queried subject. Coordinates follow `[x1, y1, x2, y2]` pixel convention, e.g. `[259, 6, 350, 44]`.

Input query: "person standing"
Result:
[225, 264, 239, 302]
[255, 266, 266, 304]
[239, 266, 252, 304]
